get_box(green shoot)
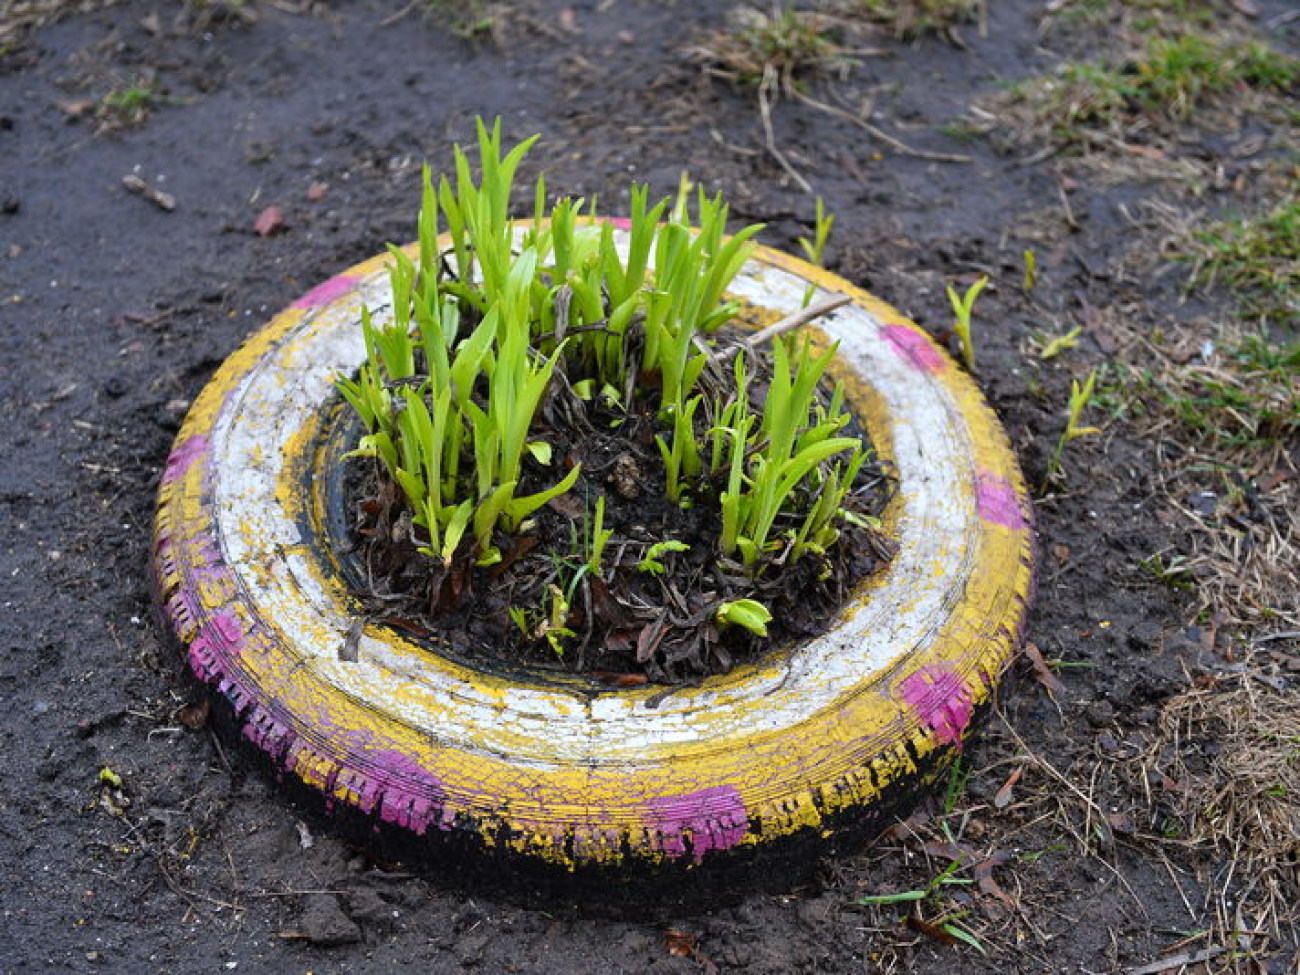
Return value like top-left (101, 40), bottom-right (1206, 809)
top-left (638, 540), bottom-right (690, 577)
top-left (1045, 368), bottom-right (1102, 484)
top-left (717, 335), bottom-right (864, 571)
top-left (1022, 248), bottom-right (1038, 294)
top-left (946, 276), bottom-right (988, 374)
top-left (715, 598), bottom-right (773, 637)
top-left (1139, 552), bottom-right (1194, 591)
top-left (943, 756), bottom-right (968, 815)
top-left (855, 890), bottom-right (927, 906)
top-left (1038, 325), bottom-right (1081, 360)
top-left (584, 496), bottom-right (614, 579)
top-left (797, 197), bottom-right (835, 307)
top-left (940, 918), bottom-right (988, 955)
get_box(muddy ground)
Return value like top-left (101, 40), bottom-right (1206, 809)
top-left (1, 1), bottom-right (1297, 972)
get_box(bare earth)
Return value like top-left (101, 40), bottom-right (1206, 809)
top-left (1, 1), bottom-right (1296, 972)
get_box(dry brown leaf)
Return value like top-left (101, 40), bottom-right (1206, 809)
top-left (993, 766), bottom-right (1023, 809)
top-left (664, 929), bottom-right (697, 956)
top-left (1022, 641), bottom-right (1067, 698)
top-left (175, 700), bottom-right (210, 730)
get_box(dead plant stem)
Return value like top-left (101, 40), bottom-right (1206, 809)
top-left (794, 88), bottom-right (973, 164)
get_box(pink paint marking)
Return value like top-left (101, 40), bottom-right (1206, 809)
top-left (372, 750), bottom-right (446, 834)
top-left (243, 706), bottom-right (293, 757)
top-left (899, 667), bottom-right (974, 750)
top-left (165, 587), bottom-right (204, 640)
top-left (187, 607), bottom-right (247, 678)
top-left (607, 217), bottom-right (633, 231)
top-left (291, 274), bottom-right (360, 309)
top-left (881, 323), bottom-right (946, 374)
top-left (647, 785), bottom-right (748, 862)
top-left (162, 434), bottom-right (209, 485)
top-left (975, 471), bottom-right (1026, 530)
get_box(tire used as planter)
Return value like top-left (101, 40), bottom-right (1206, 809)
top-left (153, 228), bottom-right (1033, 884)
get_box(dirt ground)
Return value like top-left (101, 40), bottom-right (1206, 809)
top-left (2, 1), bottom-right (1297, 972)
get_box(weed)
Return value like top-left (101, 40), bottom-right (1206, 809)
top-left (1044, 368), bottom-right (1102, 485)
top-left (1021, 248), bottom-right (1038, 294)
top-left (937, 119), bottom-right (985, 142)
top-left (426, 0), bottom-right (497, 41)
top-left (97, 79), bottom-right (160, 128)
top-left (855, 859), bottom-right (988, 954)
top-left (1188, 196), bottom-right (1298, 326)
top-left (1010, 34), bottom-right (1299, 144)
top-left (1124, 332), bottom-right (1299, 454)
top-left (946, 275), bottom-right (988, 374)
top-left (854, 0), bottom-right (980, 40)
top-left (797, 197), bottom-right (835, 307)
top-left (1046, 0), bottom-right (1220, 34)
top-left (1139, 551), bottom-right (1195, 590)
top-left (1036, 325), bottom-right (1082, 360)
top-left (710, 6), bottom-right (853, 91)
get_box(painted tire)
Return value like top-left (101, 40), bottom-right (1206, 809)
top-left (153, 231), bottom-right (1033, 876)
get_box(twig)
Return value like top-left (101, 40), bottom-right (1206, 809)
top-left (208, 728), bottom-right (233, 776)
top-left (792, 89), bottom-right (973, 164)
top-left (718, 293), bottom-right (853, 364)
top-left (1058, 179), bottom-right (1079, 230)
top-left (758, 66), bottom-right (813, 194)
top-left (1253, 629), bottom-right (1300, 644)
top-left (157, 858), bottom-right (243, 912)
top-left (379, 0), bottom-right (418, 26)
top-left (1126, 946), bottom-right (1227, 975)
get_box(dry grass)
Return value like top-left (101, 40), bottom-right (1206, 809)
top-left (0, 0), bottom-right (117, 49)
top-left (981, 31), bottom-right (1298, 168)
top-left (1090, 184), bottom-right (1300, 628)
top-left (690, 5), bottom-right (859, 92)
top-left (1150, 667), bottom-right (1300, 950)
top-left (850, 0), bottom-right (983, 41)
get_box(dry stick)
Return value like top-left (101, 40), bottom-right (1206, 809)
top-left (758, 66), bottom-right (814, 195)
top-left (791, 88), bottom-right (973, 165)
top-left (717, 293), bottom-right (853, 366)
top-left (1126, 947), bottom-right (1227, 975)
top-left (379, 0), bottom-right (419, 25)
top-left (1253, 629), bottom-right (1300, 644)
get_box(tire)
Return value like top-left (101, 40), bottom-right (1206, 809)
top-left (153, 233), bottom-right (1033, 883)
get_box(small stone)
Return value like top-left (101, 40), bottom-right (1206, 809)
top-left (608, 452), bottom-right (641, 499)
top-left (295, 894), bottom-right (361, 946)
top-left (346, 887), bottom-right (396, 927)
top-left (1085, 699), bottom-right (1114, 728)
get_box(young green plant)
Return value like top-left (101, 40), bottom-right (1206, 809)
top-left (338, 118), bottom-right (879, 648)
top-left (1045, 368), bottom-right (1102, 485)
top-left (947, 275), bottom-right (988, 374)
top-left (797, 197), bottom-right (835, 307)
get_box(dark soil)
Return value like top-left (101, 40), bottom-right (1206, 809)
top-left (2, 1), bottom-right (1297, 973)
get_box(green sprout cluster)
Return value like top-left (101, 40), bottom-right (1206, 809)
top-left (337, 119), bottom-right (867, 616)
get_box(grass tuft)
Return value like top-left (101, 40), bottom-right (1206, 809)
top-left (853, 0), bottom-right (980, 40)
top-left (691, 5), bottom-right (855, 91)
top-left (1006, 34), bottom-right (1298, 145)
top-left (1188, 196), bottom-right (1299, 326)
